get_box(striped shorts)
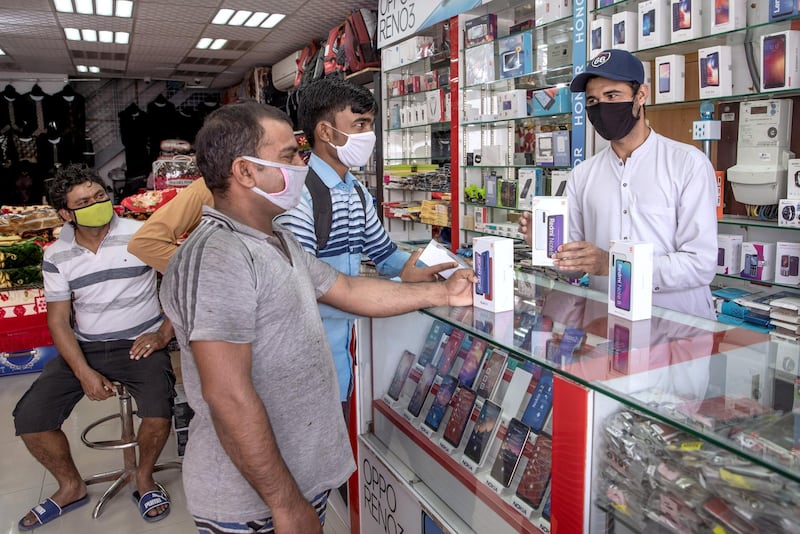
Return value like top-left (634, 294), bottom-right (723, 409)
top-left (194, 491), bottom-right (330, 534)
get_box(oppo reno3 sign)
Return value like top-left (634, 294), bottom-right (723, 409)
top-left (378, 0), bottom-right (484, 48)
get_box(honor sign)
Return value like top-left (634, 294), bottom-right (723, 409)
top-left (377, 0), bottom-right (486, 48)
top-left (360, 446), bottom-right (422, 534)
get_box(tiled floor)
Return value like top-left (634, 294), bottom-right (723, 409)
top-left (0, 372), bottom-right (350, 534)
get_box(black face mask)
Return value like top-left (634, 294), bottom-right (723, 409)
top-left (586, 101), bottom-right (641, 141)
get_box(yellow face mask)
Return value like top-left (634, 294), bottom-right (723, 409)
top-left (72, 199), bottom-right (113, 227)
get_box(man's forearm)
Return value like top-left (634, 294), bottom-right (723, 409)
top-left (321, 275), bottom-right (449, 317)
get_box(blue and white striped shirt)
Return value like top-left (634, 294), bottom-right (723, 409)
top-left (42, 215), bottom-right (163, 341)
top-left (275, 154), bottom-right (410, 399)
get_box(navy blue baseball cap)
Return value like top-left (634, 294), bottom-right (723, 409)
top-left (570, 49), bottom-right (644, 92)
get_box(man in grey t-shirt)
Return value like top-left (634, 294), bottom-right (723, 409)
top-left (159, 101), bottom-right (475, 533)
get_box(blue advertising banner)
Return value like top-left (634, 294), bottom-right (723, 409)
top-left (571, 0), bottom-right (587, 167)
top-left (378, 0), bottom-right (486, 48)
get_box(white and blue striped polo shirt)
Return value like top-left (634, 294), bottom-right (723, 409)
top-left (42, 215), bottom-right (163, 341)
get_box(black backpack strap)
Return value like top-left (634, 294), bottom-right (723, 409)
top-left (306, 166), bottom-right (368, 255)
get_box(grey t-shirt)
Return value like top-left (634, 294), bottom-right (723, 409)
top-left (160, 207), bottom-right (354, 522)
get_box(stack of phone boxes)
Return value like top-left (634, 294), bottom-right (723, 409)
top-left (473, 236), bottom-right (515, 312)
top-left (608, 241), bottom-right (653, 321)
top-left (531, 196), bottom-right (569, 267)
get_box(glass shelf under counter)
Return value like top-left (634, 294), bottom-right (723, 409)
top-left (718, 215), bottom-right (800, 232)
top-left (462, 227), bottom-right (525, 240)
top-left (715, 273), bottom-right (800, 293)
top-left (418, 271), bottom-right (800, 485)
top-left (464, 201), bottom-right (525, 211)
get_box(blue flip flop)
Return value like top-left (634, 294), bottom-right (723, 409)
top-left (132, 483), bottom-right (170, 523)
top-left (18, 494), bottom-right (89, 531)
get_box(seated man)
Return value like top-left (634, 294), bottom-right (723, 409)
top-left (14, 164), bottom-right (176, 530)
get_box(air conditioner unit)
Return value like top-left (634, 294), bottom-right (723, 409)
top-left (272, 50), bottom-right (302, 92)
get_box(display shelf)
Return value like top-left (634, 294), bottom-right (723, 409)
top-left (462, 164), bottom-right (572, 170)
top-left (387, 121), bottom-right (450, 132)
top-left (408, 272), bottom-right (800, 486)
top-left (464, 201), bottom-right (524, 212)
top-left (719, 215), bottom-right (800, 232)
top-left (463, 227), bottom-right (524, 240)
top-left (462, 65), bottom-right (573, 91)
top-left (628, 18), bottom-right (800, 62)
top-left (387, 87), bottom-right (450, 103)
top-left (382, 51), bottom-right (450, 75)
top-left (462, 111), bottom-right (571, 127)
top-left (715, 273), bottom-right (800, 292)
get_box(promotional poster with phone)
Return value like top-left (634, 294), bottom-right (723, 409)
top-left (490, 418), bottom-right (531, 488)
top-left (608, 241), bottom-right (653, 320)
top-left (463, 399), bottom-right (502, 466)
top-left (442, 387), bottom-right (478, 448)
top-left (473, 236), bottom-right (514, 312)
top-left (386, 350), bottom-right (417, 402)
top-left (423, 374), bottom-right (459, 432)
top-left (531, 196), bottom-right (569, 267)
top-left (406, 364), bottom-right (438, 418)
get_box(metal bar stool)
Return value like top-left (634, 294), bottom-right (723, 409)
top-left (80, 382), bottom-right (182, 519)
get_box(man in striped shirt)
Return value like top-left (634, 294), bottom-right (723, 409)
top-left (275, 78), bottom-right (454, 410)
top-left (14, 164), bottom-right (176, 529)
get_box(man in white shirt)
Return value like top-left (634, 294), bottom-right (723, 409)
top-left (520, 49), bottom-right (718, 319)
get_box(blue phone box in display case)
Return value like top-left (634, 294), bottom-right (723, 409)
top-left (497, 31), bottom-right (533, 79)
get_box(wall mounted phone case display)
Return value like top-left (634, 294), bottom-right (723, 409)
top-left (364, 270), bottom-right (800, 533)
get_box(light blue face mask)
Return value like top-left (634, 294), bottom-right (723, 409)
top-left (240, 155), bottom-right (309, 210)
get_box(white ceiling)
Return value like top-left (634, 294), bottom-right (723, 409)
top-left (0, 0), bottom-right (376, 89)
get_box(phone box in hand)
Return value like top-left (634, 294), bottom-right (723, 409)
top-left (473, 236), bottom-right (515, 312)
top-left (698, 46), bottom-right (732, 98)
top-left (670, 0), bottom-right (702, 43)
top-left (716, 234), bottom-right (743, 275)
top-left (761, 31), bottom-right (800, 92)
top-left (611, 11), bottom-right (638, 53)
top-left (418, 239), bottom-right (471, 279)
top-left (638, 0), bottom-right (670, 49)
top-left (608, 241), bottom-right (653, 321)
top-left (775, 241), bottom-right (800, 285)
top-left (739, 241), bottom-right (775, 281)
top-left (590, 16), bottom-right (612, 58)
top-left (710, 0), bottom-right (746, 33)
top-left (531, 196), bottom-right (569, 267)
top-left (498, 31), bottom-right (533, 79)
top-left (465, 13), bottom-right (498, 47)
top-left (654, 54), bottom-right (685, 104)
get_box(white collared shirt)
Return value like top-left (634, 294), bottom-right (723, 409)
top-left (567, 130), bottom-right (718, 319)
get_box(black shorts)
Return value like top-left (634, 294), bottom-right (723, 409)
top-left (13, 340), bottom-right (176, 435)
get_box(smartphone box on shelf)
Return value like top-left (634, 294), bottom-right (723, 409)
top-left (642, 60), bottom-right (652, 105)
top-left (717, 234), bottom-right (743, 275)
top-left (486, 173), bottom-right (499, 207)
top-left (590, 16), bottom-right (613, 58)
top-left (611, 11), bottom-right (638, 53)
top-left (739, 241), bottom-right (776, 281)
top-left (465, 13), bottom-right (497, 47)
top-left (670, 0), bottom-right (703, 43)
top-left (518, 168), bottom-right (543, 208)
top-left (769, 0), bottom-right (800, 21)
top-left (638, 0), bottom-right (670, 49)
top-left (608, 241), bottom-right (654, 321)
top-left (779, 199), bottom-right (800, 227)
top-left (465, 42), bottom-right (496, 86)
top-left (498, 178), bottom-right (518, 208)
top-left (547, 40), bottom-right (572, 69)
top-left (710, 0), bottom-right (746, 33)
top-left (531, 196), bottom-right (569, 267)
top-left (761, 31), bottom-right (800, 92)
top-left (775, 242), bottom-right (800, 285)
top-left (426, 89), bottom-right (446, 123)
top-left (472, 236), bottom-right (515, 312)
top-left (537, 0), bottom-right (572, 25)
top-left (497, 89), bottom-right (530, 119)
top-left (535, 132), bottom-right (554, 166)
top-left (552, 130), bottom-right (571, 167)
top-left (498, 31), bottom-right (533, 79)
top-left (788, 159), bottom-right (800, 199)
top-left (532, 86), bottom-right (571, 116)
top-left (551, 169), bottom-right (570, 195)
top-left (654, 54), bottom-right (685, 104)
top-left (698, 46), bottom-right (733, 98)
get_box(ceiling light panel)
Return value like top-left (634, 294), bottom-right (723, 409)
top-left (54, 0), bottom-right (73, 13)
top-left (228, 10), bottom-right (252, 26)
top-left (261, 14), bottom-right (285, 28)
top-left (211, 8), bottom-right (234, 25)
top-left (244, 12), bottom-right (269, 27)
top-left (210, 8), bottom-right (286, 29)
top-left (75, 0), bottom-right (93, 14)
top-left (96, 0), bottom-right (114, 16)
top-left (53, 0), bottom-right (133, 18)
